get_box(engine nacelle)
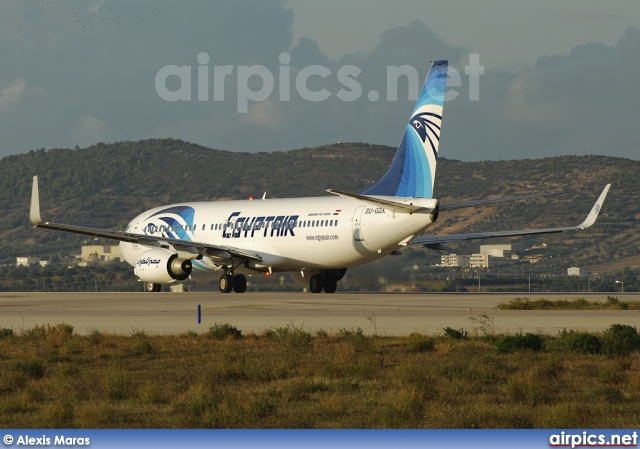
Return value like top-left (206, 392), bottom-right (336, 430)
top-left (134, 248), bottom-right (193, 283)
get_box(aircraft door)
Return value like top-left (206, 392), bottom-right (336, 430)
top-left (352, 206), bottom-right (365, 242)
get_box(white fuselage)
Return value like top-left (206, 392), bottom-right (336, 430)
top-left (119, 195), bottom-right (438, 275)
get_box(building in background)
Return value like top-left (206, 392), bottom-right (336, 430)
top-left (16, 256), bottom-right (47, 267)
top-left (568, 267), bottom-right (588, 277)
top-left (78, 245), bottom-right (123, 263)
top-left (480, 244), bottom-right (524, 258)
top-left (470, 254), bottom-right (489, 269)
top-left (440, 254), bottom-right (471, 267)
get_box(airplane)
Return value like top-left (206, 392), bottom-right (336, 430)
top-left (29, 60), bottom-right (611, 294)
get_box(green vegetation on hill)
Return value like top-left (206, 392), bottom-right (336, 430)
top-left (0, 139), bottom-right (638, 279)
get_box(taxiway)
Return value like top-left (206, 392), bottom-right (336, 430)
top-left (1, 291), bottom-right (638, 336)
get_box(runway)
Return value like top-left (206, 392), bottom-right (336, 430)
top-left (1, 291), bottom-right (639, 336)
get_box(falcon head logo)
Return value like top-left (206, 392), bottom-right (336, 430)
top-left (409, 112), bottom-right (442, 146)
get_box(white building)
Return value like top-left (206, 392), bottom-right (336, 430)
top-left (480, 244), bottom-right (525, 258)
top-left (79, 245), bottom-right (123, 262)
top-left (440, 254), bottom-right (471, 267)
top-left (16, 256), bottom-right (41, 267)
top-left (567, 267), bottom-right (587, 277)
top-left (470, 254), bottom-right (489, 269)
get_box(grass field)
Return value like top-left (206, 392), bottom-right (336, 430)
top-left (2, 322), bottom-right (640, 428)
top-left (496, 296), bottom-right (640, 310)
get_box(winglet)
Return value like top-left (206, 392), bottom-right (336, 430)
top-left (577, 183), bottom-right (610, 229)
top-left (30, 176), bottom-right (44, 225)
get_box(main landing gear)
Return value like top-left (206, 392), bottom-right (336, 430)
top-left (218, 273), bottom-right (247, 293)
top-left (309, 273), bottom-right (338, 294)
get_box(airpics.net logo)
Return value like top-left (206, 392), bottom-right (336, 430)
top-left (155, 53), bottom-right (484, 113)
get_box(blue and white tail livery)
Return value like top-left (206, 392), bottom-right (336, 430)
top-left (29, 58), bottom-right (610, 294)
top-left (361, 60), bottom-right (448, 198)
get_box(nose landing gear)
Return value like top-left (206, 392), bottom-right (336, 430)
top-left (144, 282), bottom-right (162, 292)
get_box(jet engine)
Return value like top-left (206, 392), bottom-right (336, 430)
top-left (134, 248), bottom-right (193, 283)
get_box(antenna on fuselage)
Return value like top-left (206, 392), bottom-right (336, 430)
top-left (262, 192), bottom-right (267, 200)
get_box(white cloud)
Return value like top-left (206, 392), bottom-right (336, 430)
top-left (242, 99), bottom-right (284, 128)
top-left (88, 0), bottom-right (107, 15)
top-left (0, 77), bottom-right (26, 112)
top-left (505, 70), bottom-right (569, 127)
top-left (0, 77), bottom-right (42, 113)
top-left (72, 115), bottom-right (113, 148)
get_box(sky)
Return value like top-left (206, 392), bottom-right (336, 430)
top-left (0, 0), bottom-right (639, 161)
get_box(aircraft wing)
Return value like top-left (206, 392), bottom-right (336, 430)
top-left (411, 184), bottom-right (610, 249)
top-left (29, 176), bottom-right (262, 262)
top-left (439, 192), bottom-right (562, 211)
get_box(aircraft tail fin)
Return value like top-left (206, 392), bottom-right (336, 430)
top-left (360, 60), bottom-right (448, 198)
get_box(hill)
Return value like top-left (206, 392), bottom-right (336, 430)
top-left (0, 139), bottom-right (638, 276)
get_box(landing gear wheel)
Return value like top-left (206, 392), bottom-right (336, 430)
top-left (219, 274), bottom-right (233, 293)
top-left (323, 277), bottom-right (337, 293)
top-left (309, 274), bottom-right (324, 293)
top-left (233, 274), bottom-right (247, 293)
top-left (145, 282), bottom-right (161, 293)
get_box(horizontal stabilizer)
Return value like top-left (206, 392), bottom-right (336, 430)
top-left (326, 189), bottom-right (427, 213)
